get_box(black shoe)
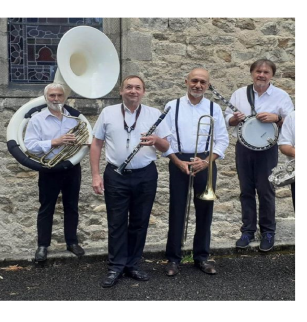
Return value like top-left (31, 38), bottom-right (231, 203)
top-left (67, 244), bottom-right (85, 257)
top-left (125, 269), bottom-right (149, 281)
top-left (236, 234), bottom-right (254, 248)
top-left (194, 261), bottom-right (217, 275)
top-left (259, 233), bottom-right (275, 252)
top-left (165, 261), bottom-right (179, 277)
top-left (100, 271), bottom-right (122, 288)
top-left (35, 246), bottom-right (47, 262)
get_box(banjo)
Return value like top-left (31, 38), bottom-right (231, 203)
top-left (209, 84), bottom-right (279, 151)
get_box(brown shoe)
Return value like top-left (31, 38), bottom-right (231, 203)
top-left (194, 261), bottom-right (217, 275)
top-left (165, 261), bottom-right (179, 276)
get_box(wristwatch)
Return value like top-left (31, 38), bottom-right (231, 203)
top-left (276, 115), bottom-right (282, 123)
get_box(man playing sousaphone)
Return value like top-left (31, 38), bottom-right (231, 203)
top-left (225, 59), bottom-right (294, 252)
top-left (24, 83), bottom-right (85, 262)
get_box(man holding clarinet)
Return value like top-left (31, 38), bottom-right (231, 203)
top-left (90, 75), bottom-right (170, 288)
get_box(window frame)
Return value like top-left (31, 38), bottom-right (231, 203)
top-left (0, 18), bottom-right (121, 100)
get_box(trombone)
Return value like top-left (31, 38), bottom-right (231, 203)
top-left (181, 115), bottom-right (217, 246)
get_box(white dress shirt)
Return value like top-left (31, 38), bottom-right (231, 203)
top-left (93, 103), bottom-right (171, 169)
top-left (278, 110), bottom-right (295, 160)
top-left (225, 83), bottom-right (294, 138)
top-left (162, 95), bottom-right (229, 159)
top-left (24, 107), bottom-right (78, 159)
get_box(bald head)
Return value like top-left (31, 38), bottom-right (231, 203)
top-left (185, 68), bottom-right (210, 102)
top-left (187, 68), bottom-right (210, 82)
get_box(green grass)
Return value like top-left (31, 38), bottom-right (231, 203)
top-left (182, 252), bottom-right (194, 263)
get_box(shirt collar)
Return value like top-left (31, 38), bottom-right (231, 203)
top-left (123, 103), bottom-right (141, 114)
top-left (185, 93), bottom-right (205, 106)
top-left (44, 106), bottom-right (69, 120)
top-left (253, 83), bottom-right (274, 96)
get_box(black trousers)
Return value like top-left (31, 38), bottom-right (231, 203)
top-left (166, 153), bottom-right (217, 263)
top-left (103, 162), bottom-right (158, 273)
top-left (37, 164), bottom-right (81, 247)
top-left (236, 142), bottom-right (278, 236)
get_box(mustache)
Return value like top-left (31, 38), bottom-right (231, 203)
top-left (47, 102), bottom-right (63, 111)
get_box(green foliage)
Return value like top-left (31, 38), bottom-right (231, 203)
top-left (182, 252), bottom-right (193, 263)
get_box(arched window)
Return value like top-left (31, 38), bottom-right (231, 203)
top-left (8, 18), bottom-right (103, 84)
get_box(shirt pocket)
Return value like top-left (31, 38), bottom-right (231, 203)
top-left (138, 121), bottom-right (156, 136)
top-left (63, 119), bottom-right (79, 134)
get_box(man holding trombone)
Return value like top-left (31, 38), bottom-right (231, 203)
top-left (163, 68), bottom-right (229, 276)
top-left (90, 75), bottom-right (170, 288)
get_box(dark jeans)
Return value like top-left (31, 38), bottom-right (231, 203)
top-left (37, 164), bottom-right (81, 247)
top-left (166, 153), bottom-right (217, 263)
top-left (103, 162), bottom-right (158, 273)
top-left (236, 142), bottom-right (278, 236)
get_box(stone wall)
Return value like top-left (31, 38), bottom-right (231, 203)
top-left (0, 18), bottom-right (295, 260)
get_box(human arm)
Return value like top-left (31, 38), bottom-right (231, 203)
top-left (190, 153), bottom-right (219, 175)
top-left (90, 137), bottom-right (105, 195)
top-left (256, 112), bottom-right (283, 126)
top-left (224, 90), bottom-right (246, 127)
top-left (168, 153), bottom-right (191, 175)
top-left (228, 112), bottom-right (246, 126)
top-left (51, 133), bottom-right (76, 147)
top-left (258, 91), bottom-right (295, 127)
top-left (193, 105), bottom-right (228, 174)
top-left (25, 114), bottom-right (77, 154)
top-left (24, 118), bottom-right (52, 154)
top-left (279, 145), bottom-right (295, 158)
top-left (278, 111), bottom-right (295, 158)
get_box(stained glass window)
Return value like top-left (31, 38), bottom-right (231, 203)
top-left (8, 18), bottom-right (103, 84)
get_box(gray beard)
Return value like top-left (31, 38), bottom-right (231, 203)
top-left (47, 102), bottom-right (63, 112)
top-left (190, 92), bottom-right (204, 98)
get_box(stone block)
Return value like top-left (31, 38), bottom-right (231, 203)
top-left (123, 32), bottom-right (152, 61)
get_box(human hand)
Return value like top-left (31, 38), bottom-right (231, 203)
top-left (233, 111), bottom-right (245, 122)
top-left (229, 112), bottom-right (246, 126)
top-left (92, 175), bottom-right (104, 195)
top-left (52, 133), bottom-right (76, 147)
top-left (256, 112), bottom-right (278, 123)
top-left (175, 159), bottom-right (192, 175)
top-left (139, 134), bottom-right (158, 146)
top-left (190, 157), bottom-right (209, 175)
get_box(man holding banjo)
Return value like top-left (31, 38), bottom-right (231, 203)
top-left (90, 75), bottom-right (170, 288)
top-left (224, 59), bottom-right (294, 252)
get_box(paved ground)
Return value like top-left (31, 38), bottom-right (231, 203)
top-left (0, 249), bottom-right (295, 301)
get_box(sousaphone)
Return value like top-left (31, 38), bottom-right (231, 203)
top-left (7, 26), bottom-right (120, 172)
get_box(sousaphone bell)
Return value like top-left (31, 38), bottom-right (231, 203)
top-left (7, 26), bottom-right (120, 172)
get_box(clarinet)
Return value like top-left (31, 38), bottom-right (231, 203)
top-left (115, 106), bottom-right (171, 175)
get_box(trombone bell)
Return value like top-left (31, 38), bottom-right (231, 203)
top-left (197, 187), bottom-right (217, 201)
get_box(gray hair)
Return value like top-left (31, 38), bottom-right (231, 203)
top-left (44, 83), bottom-right (65, 98)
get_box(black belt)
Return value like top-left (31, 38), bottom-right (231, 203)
top-left (175, 152), bottom-right (208, 156)
top-left (107, 162), bottom-right (152, 174)
top-left (175, 152), bottom-right (209, 162)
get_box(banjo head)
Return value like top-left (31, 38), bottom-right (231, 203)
top-left (238, 116), bottom-right (279, 151)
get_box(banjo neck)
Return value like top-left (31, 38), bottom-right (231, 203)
top-left (209, 84), bottom-right (241, 114)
